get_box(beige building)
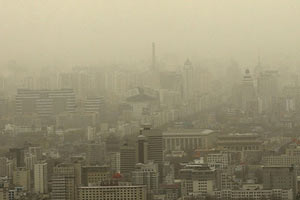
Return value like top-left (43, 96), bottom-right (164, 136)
top-left (51, 163), bottom-right (79, 200)
top-left (78, 185), bottom-right (147, 200)
top-left (13, 168), bottom-right (31, 191)
top-left (34, 162), bottom-right (48, 194)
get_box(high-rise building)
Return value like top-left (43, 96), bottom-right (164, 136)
top-left (143, 128), bottom-right (163, 182)
top-left (51, 164), bottom-right (77, 200)
top-left (81, 166), bottom-right (110, 186)
top-left (87, 143), bottom-right (105, 165)
top-left (182, 59), bottom-right (194, 101)
top-left (109, 152), bottom-right (120, 173)
top-left (28, 146), bottom-right (43, 161)
top-left (24, 153), bottom-right (37, 170)
top-left (0, 157), bottom-right (8, 177)
top-left (132, 162), bottom-right (159, 195)
top-left (257, 70), bottom-right (279, 113)
top-left (9, 148), bottom-right (25, 168)
top-left (87, 126), bottom-right (96, 141)
top-left (179, 162), bottom-right (216, 197)
top-left (263, 166), bottom-right (298, 197)
top-left (0, 182), bottom-right (9, 200)
top-left (120, 143), bottom-right (136, 176)
top-left (240, 69), bottom-right (257, 112)
top-left (13, 168), bottom-right (31, 191)
top-left (78, 185), bottom-right (147, 200)
top-left (136, 133), bottom-right (148, 164)
top-left (15, 89), bottom-right (76, 117)
top-left (84, 97), bottom-right (104, 114)
top-left (34, 162), bottom-right (48, 194)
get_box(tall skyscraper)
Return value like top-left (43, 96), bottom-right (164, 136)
top-left (142, 127), bottom-right (164, 183)
top-left (108, 152), bottom-right (120, 173)
top-left (51, 164), bottom-right (77, 200)
top-left (136, 132), bottom-right (148, 164)
top-left (29, 146), bottom-right (43, 161)
top-left (240, 69), bottom-right (256, 112)
top-left (0, 157), bottom-right (8, 177)
top-left (9, 148), bottom-right (25, 168)
top-left (182, 59), bottom-right (194, 101)
top-left (34, 162), bottom-right (48, 194)
top-left (120, 143), bottom-right (136, 176)
top-left (87, 143), bottom-right (105, 165)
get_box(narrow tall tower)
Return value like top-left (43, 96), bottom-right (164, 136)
top-left (152, 42), bottom-right (156, 71)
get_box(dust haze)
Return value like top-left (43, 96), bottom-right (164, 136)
top-left (1, 0), bottom-right (300, 68)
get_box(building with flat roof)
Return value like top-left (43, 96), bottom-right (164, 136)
top-left (78, 185), bottom-right (147, 200)
top-left (15, 89), bottom-right (75, 117)
top-left (214, 189), bottom-right (292, 200)
top-left (263, 166), bottom-right (298, 197)
top-left (163, 129), bottom-right (217, 151)
top-left (217, 133), bottom-right (262, 151)
top-left (81, 166), bottom-right (110, 186)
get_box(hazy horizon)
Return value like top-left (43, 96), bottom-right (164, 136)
top-left (1, 0), bottom-right (300, 69)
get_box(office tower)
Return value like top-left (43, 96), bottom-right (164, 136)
top-left (0, 182), bottom-right (9, 200)
top-left (28, 146), bottom-right (43, 161)
top-left (120, 143), bottom-right (136, 176)
top-left (78, 185), bottom-right (147, 200)
top-left (136, 133), bottom-right (148, 164)
top-left (143, 128), bottom-right (163, 182)
top-left (257, 70), bottom-right (279, 113)
top-left (263, 166), bottom-right (298, 197)
top-left (9, 148), bottom-right (25, 168)
top-left (87, 126), bottom-right (96, 141)
top-left (13, 168), bottom-right (31, 191)
top-left (87, 143), bottom-right (105, 165)
top-left (15, 89), bottom-right (76, 117)
top-left (24, 153), bottom-right (37, 170)
top-left (132, 162), bottom-right (159, 196)
top-left (34, 163), bottom-right (48, 194)
top-left (81, 166), bottom-right (110, 186)
top-left (105, 134), bottom-right (120, 153)
top-left (240, 69), bottom-right (256, 112)
top-left (182, 59), bottom-right (194, 101)
top-left (0, 157), bottom-right (8, 177)
top-left (51, 164), bottom-right (77, 200)
top-left (84, 97), bottom-right (104, 113)
top-left (179, 162), bottom-right (216, 197)
top-left (108, 152), bottom-right (120, 173)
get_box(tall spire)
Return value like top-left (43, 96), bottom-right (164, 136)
top-left (152, 42), bottom-right (156, 71)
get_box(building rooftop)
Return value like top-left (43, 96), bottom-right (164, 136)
top-left (163, 129), bottom-right (215, 136)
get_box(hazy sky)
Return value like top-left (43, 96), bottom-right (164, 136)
top-left (1, 0), bottom-right (300, 68)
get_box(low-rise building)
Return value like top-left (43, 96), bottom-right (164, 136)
top-left (78, 185), bottom-right (147, 200)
